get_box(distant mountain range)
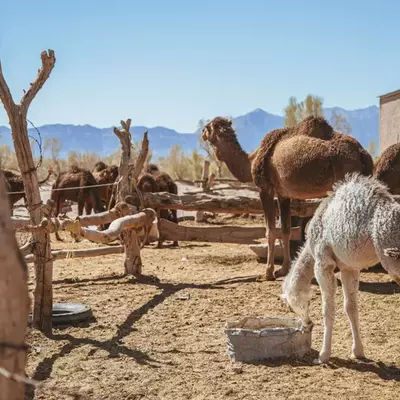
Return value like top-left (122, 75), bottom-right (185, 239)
top-left (0, 105), bottom-right (379, 158)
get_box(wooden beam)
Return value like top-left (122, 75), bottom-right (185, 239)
top-left (143, 192), bottom-right (322, 217)
top-left (25, 245), bottom-right (124, 263)
top-left (158, 219), bottom-right (301, 244)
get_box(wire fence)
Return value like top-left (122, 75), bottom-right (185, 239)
top-left (6, 181), bottom-right (119, 196)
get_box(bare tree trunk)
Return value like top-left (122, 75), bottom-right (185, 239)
top-left (0, 171), bottom-right (30, 400)
top-left (114, 121), bottom-right (150, 276)
top-left (0, 50), bottom-right (55, 334)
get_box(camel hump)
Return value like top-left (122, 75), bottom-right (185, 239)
top-left (375, 142), bottom-right (400, 178)
top-left (296, 116), bottom-right (334, 139)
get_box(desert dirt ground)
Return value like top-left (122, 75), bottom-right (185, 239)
top-left (20, 223), bottom-right (400, 400)
top-left (18, 183), bottom-right (400, 399)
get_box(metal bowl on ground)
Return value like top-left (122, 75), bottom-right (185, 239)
top-left (225, 316), bottom-right (311, 363)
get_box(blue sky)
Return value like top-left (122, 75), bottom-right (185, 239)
top-left (0, 0), bottom-right (399, 132)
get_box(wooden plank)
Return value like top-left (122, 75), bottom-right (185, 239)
top-left (143, 191), bottom-right (321, 217)
top-left (24, 245), bottom-right (124, 264)
top-left (158, 219), bottom-right (301, 244)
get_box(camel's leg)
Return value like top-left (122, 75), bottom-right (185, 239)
top-left (54, 196), bottom-right (63, 242)
top-left (314, 257), bottom-right (337, 364)
top-left (340, 268), bottom-right (365, 360)
top-left (257, 190), bottom-right (276, 281)
top-left (157, 210), bottom-right (166, 248)
top-left (171, 209), bottom-right (179, 247)
top-left (275, 196), bottom-right (291, 279)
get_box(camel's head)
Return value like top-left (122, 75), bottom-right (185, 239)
top-left (202, 117), bottom-right (234, 145)
top-left (202, 117), bottom-right (236, 161)
top-left (93, 161), bottom-right (108, 172)
top-left (382, 248), bottom-right (400, 286)
top-left (145, 164), bottom-right (160, 175)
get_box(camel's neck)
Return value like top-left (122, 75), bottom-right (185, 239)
top-left (217, 141), bottom-right (254, 183)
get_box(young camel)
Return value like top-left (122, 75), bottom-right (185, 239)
top-left (374, 142), bottom-right (400, 194)
top-left (202, 116), bottom-right (373, 281)
top-left (282, 173), bottom-right (400, 364)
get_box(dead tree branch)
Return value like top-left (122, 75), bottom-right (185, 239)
top-left (0, 50), bottom-right (56, 334)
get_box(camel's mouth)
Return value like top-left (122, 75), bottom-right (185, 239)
top-left (201, 126), bottom-right (211, 142)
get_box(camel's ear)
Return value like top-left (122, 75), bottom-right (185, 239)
top-left (383, 248), bottom-right (400, 259)
top-left (228, 119), bottom-right (232, 126)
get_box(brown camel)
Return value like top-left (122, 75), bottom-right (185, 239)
top-left (51, 164), bottom-right (105, 217)
top-left (4, 168), bottom-right (54, 211)
top-left (374, 142), bottom-right (400, 194)
top-left (92, 162), bottom-right (119, 208)
top-left (146, 164), bottom-right (179, 247)
top-left (202, 116), bottom-right (373, 280)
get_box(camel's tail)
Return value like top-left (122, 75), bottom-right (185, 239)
top-left (281, 244), bottom-right (315, 328)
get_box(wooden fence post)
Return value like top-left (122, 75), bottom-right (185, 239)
top-left (114, 120), bottom-right (149, 276)
top-left (196, 160), bottom-right (210, 222)
top-left (0, 50), bottom-right (55, 334)
top-left (0, 171), bottom-right (30, 400)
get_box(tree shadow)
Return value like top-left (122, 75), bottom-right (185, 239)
top-left (27, 273), bottom-right (253, 398)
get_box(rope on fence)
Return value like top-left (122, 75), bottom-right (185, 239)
top-left (6, 181), bottom-right (119, 196)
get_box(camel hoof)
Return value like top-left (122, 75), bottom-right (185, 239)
top-left (313, 358), bottom-right (328, 366)
top-left (274, 268), bottom-right (289, 279)
top-left (350, 353), bottom-right (366, 361)
top-left (256, 274), bottom-right (275, 282)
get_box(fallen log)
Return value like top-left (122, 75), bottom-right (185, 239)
top-left (24, 245), bottom-right (124, 263)
top-left (11, 202), bottom-right (137, 232)
top-left (65, 209), bottom-right (156, 245)
top-left (158, 219), bottom-right (301, 244)
top-left (184, 184), bottom-right (260, 195)
top-left (143, 192), bottom-right (322, 217)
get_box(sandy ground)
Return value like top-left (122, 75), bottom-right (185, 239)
top-left (22, 228), bottom-right (400, 400)
top-left (14, 183), bottom-right (400, 399)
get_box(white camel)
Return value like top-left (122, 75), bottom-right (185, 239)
top-left (282, 173), bottom-right (400, 364)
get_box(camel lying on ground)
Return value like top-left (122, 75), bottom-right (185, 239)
top-left (202, 116), bottom-right (373, 281)
top-left (4, 168), bottom-right (54, 211)
top-left (282, 173), bottom-right (400, 364)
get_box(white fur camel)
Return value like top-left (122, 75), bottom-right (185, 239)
top-left (282, 173), bottom-right (400, 364)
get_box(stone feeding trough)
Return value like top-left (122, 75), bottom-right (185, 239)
top-left (225, 316), bottom-right (312, 363)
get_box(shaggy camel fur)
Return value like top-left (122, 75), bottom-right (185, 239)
top-left (51, 165), bottom-right (105, 217)
top-left (4, 168), bottom-right (54, 210)
top-left (374, 142), bottom-right (400, 194)
top-left (202, 116), bottom-right (373, 281)
top-left (282, 174), bottom-right (400, 364)
top-left (146, 164), bottom-right (179, 247)
top-left (92, 162), bottom-right (119, 208)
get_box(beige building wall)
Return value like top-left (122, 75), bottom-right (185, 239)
top-left (380, 90), bottom-right (400, 152)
